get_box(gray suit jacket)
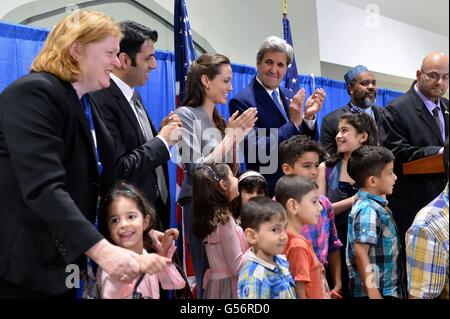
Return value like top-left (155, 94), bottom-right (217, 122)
top-left (175, 106), bottom-right (221, 205)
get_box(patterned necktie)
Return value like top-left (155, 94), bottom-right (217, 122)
top-left (132, 91), bottom-right (168, 204)
top-left (271, 90), bottom-right (289, 122)
top-left (432, 106), bottom-right (443, 136)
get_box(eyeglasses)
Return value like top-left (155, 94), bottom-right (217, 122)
top-left (422, 71), bottom-right (449, 82)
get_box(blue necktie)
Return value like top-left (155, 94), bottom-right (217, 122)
top-left (81, 95), bottom-right (102, 176)
top-left (271, 90), bottom-right (289, 122)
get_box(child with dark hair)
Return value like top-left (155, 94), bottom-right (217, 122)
top-left (275, 175), bottom-right (331, 299)
top-left (231, 171), bottom-right (268, 220)
top-left (192, 163), bottom-right (248, 299)
top-left (238, 197), bottom-right (296, 299)
top-left (317, 112), bottom-right (379, 298)
top-left (346, 145), bottom-right (405, 299)
top-left (279, 135), bottom-right (343, 298)
top-left (97, 182), bottom-right (185, 299)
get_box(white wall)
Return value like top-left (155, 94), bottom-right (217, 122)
top-left (1, 0), bottom-right (448, 91)
top-left (317, 0), bottom-right (449, 79)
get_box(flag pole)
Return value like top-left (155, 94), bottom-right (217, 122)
top-left (282, 0), bottom-right (288, 18)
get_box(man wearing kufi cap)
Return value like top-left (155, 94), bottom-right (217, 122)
top-left (319, 65), bottom-right (386, 155)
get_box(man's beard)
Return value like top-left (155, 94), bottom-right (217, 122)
top-left (362, 96), bottom-right (376, 108)
top-left (355, 94), bottom-right (376, 108)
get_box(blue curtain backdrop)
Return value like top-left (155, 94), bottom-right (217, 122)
top-left (0, 21), bottom-right (402, 222)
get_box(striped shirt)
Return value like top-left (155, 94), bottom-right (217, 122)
top-left (301, 195), bottom-right (342, 266)
top-left (406, 184), bottom-right (449, 299)
top-left (346, 191), bottom-right (405, 298)
top-left (238, 250), bottom-right (296, 299)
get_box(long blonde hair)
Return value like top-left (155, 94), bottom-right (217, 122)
top-left (31, 10), bottom-right (121, 82)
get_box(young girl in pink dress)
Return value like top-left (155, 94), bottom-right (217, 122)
top-left (97, 182), bottom-right (185, 299)
top-left (192, 164), bottom-right (249, 299)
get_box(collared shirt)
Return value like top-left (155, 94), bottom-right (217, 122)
top-left (349, 102), bottom-right (375, 120)
top-left (238, 250), bottom-right (296, 299)
top-left (347, 190), bottom-right (405, 298)
top-left (109, 73), bottom-right (169, 152)
top-left (301, 195), bottom-right (342, 266)
top-left (406, 184), bottom-right (449, 299)
top-left (414, 84), bottom-right (445, 142)
top-left (255, 77), bottom-right (316, 130)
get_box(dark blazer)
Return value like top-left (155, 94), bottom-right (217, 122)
top-left (90, 79), bottom-right (171, 228)
top-left (0, 72), bottom-right (115, 296)
top-left (229, 77), bottom-right (317, 195)
top-left (319, 103), bottom-right (387, 155)
top-left (382, 82), bottom-right (449, 243)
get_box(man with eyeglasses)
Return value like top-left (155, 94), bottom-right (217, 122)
top-left (383, 52), bottom-right (449, 265)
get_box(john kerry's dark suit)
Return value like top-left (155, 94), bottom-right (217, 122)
top-left (229, 77), bottom-right (317, 195)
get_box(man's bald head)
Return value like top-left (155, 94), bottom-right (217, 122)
top-left (416, 52), bottom-right (449, 101)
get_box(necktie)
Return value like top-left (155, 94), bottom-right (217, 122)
top-left (271, 90), bottom-right (289, 122)
top-left (432, 106), bottom-right (443, 137)
top-left (132, 91), bottom-right (168, 204)
top-left (81, 95), bottom-right (102, 175)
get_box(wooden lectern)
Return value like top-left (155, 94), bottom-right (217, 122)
top-left (403, 154), bottom-right (445, 175)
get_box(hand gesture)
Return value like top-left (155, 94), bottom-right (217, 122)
top-left (304, 88), bottom-right (325, 120)
top-left (289, 88), bottom-right (306, 127)
top-left (86, 239), bottom-right (140, 283)
top-left (160, 112), bottom-right (180, 129)
top-left (133, 253), bottom-right (172, 275)
top-left (149, 228), bottom-right (179, 258)
top-left (159, 113), bottom-right (182, 146)
top-left (226, 108), bottom-right (258, 142)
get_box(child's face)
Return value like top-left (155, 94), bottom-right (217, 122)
top-left (294, 189), bottom-right (322, 225)
top-left (336, 119), bottom-right (368, 154)
top-left (254, 213), bottom-right (288, 258)
top-left (283, 152), bottom-right (320, 182)
top-left (224, 166), bottom-right (239, 201)
top-left (240, 188), bottom-right (266, 206)
top-left (107, 196), bottom-right (150, 254)
top-left (372, 161), bottom-right (397, 196)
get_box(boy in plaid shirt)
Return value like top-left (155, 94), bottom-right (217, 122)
top-left (346, 145), bottom-right (405, 298)
top-left (406, 138), bottom-right (449, 299)
top-left (238, 197), bottom-right (296, 299)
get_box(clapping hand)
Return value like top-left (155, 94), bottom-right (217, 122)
top-left (304, 88), bottom-right (325, 120)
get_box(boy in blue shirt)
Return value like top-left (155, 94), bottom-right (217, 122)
top-left (346, 145), bottom-right (405, 299)
top-left (238, 197), bottom-right (296, 299)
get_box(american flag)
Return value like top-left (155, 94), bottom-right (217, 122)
top-left (282, 8), bottom-right (300, 93)
top-left (174, 0), bottom-right (197, 296)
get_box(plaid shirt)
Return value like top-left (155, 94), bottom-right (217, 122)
top-left (347, 191), bottom-right (405, 298)
top-left (301, 195), bottom-right (343, 266)
top-left (238, 250), bottom-right (296, 299)
top-left (406, 184), bottom-right (449, 299)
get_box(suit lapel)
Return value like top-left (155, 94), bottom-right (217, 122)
top-left (109, 80), bottom-right (147, 144)
top-left (64, 84), bottom-right (98, 173)
top-left (411, 87), bottom-right (443, 143)
top-left (252, 78), bottom-right (288, 123)
top-left (441, 99), bottom-right (449, 137)
top-left (134, 91), bottom-right (159, 136)
top-left (279, 89), bottom-right (292, 120)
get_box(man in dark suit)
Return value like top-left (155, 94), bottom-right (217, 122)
top-left (229, 36), bottom-right (325, 195)
top-left (91, 21), bottom-right (181, 230)
top-left (320, 65), bottom-right (386, 156)
top-left (383, 52), bottom-right (449, 250)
